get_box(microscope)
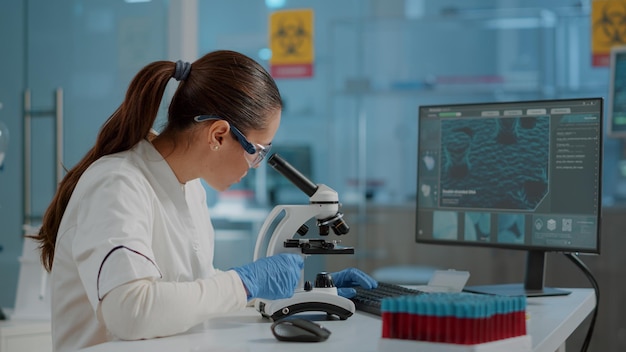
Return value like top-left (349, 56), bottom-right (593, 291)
top-left (253, 153), bottom-right (356, 321)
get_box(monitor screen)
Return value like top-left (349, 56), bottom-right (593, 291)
top-left (609, 45), bottom-right (626, 137)
top-left (416, 98), bottom-right (603, 296)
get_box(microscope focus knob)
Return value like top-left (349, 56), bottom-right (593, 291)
top-left (314, 272), bottom-right (335, 288)
top-left (304, 280), bottom-right (313, 291)
top-left (297, 224), bottom-right (309, 236)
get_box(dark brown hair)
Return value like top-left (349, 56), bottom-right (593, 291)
top-left (33, 50), bottom-right (282, 271)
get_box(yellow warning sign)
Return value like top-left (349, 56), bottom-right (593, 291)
top-left (591, 0), bottom-right (626, 66)
top-left (269, 9), bottom-right (314, 78)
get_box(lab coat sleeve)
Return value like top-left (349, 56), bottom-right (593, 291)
top-left (96, 246), bottom-right (162, 301)
top-left (99, 270), bottom-right (247, 340)
top-left (72, 166), bottom-right (161, 311)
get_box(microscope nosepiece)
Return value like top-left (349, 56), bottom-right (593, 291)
top-left (332, 218), bottom-right (350, 235)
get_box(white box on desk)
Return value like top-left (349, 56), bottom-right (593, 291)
top-left (378, 335), bottom-right (531, 352)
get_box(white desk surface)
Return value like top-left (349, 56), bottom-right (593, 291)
top-left (80, 288), bottom-right (595, 352)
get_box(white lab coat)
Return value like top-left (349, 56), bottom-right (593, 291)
top-left (50, 139), bottom-right (246, 351)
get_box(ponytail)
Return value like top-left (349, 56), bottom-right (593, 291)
top-left (33, 60), bottom-right (178, 271)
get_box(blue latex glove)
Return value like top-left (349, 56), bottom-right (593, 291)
top-left (331, 268), bottom-right (378, 298)
top-left (232, 253), bottom-right (304, 300)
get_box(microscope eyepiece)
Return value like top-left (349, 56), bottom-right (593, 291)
top-left (268, 153), bottom-right (317, 197)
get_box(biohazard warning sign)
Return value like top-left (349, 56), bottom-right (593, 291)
top-left (269, 9), bottom-right (314, 78)
top-left (591, 0), bottom-right (626, 67)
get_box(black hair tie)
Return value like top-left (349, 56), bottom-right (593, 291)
top-left (173, 60), bottom-right (191, 81)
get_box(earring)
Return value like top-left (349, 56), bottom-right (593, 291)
top-left (212, 145), bottom-right (219, 151)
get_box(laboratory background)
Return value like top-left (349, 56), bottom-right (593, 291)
top-left (0, 0), bottom-right (623, 350)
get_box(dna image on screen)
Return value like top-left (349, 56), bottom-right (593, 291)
top-left (439, 115), bottom-right (549, 211)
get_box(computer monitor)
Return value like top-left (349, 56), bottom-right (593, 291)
top-left (416, 98), bottom-right (603, 297)
top-left (608, 45), bottom-right (626, 137)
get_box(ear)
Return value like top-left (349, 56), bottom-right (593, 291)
top-left (208, 120), bottom-right (230, 146)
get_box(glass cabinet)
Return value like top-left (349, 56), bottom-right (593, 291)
top-left (325, 6), bottom-right (611, 269)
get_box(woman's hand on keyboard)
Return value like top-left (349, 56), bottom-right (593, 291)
top-left (331, 268), bottom-right (378, 298)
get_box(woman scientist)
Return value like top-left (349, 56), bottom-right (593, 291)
top-left (32, 50), bottom-right (376, 351)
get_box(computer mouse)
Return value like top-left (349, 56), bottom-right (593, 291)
top-left (271, 318), bottom-right (331, 342)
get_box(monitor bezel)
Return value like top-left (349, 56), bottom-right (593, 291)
top-left (415, 97), bottom-right (603, 255)
top-left (608, 45), bottom-right (626, 138)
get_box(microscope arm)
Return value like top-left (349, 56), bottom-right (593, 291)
top-left (252, 204), bottom-right (312, 260)
top-left (253, 153), bottom-right (341, 261)
top-left (253, 190), bottom-right (340, 260)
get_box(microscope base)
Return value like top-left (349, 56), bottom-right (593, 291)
top-left (255, 290), bottom-right (355, 321)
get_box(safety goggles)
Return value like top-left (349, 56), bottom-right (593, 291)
top-left (194, 115), bottom-right (272, 168)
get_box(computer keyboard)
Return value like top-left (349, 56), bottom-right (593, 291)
top-left (351, 282), bottom-right (424, 316)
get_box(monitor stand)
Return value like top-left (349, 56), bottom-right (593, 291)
top-left (464, 250), bottom-right (571, 297)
